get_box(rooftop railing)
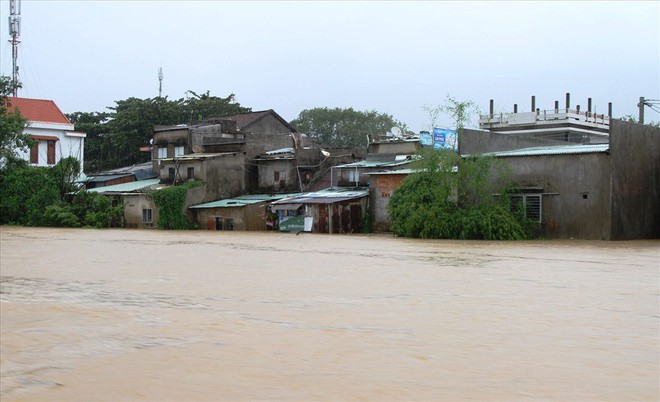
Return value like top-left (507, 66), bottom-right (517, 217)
top-left (479, 108), bottom-right (610, 128)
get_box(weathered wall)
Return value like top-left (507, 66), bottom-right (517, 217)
top-left (257, 159), bottom-right (298, 193)
top-left (609, 120), bottom-right (660, 240)
top-left (122, 194), bottom-right (158, 229)
top-left (368, 141), bottom-right (420, 155)
top-left (368, 174), bottom-right (408, 232)
top-left (193, 203), bottom-right (267, 231)
top-left (244, 129), bottom-right (295, 161)
top-left (460, 129), bottom-right (569, 155)
top-left (159, 153), bottom-right (246, 203)
top-left (496, 152), bottom-right (611, 239)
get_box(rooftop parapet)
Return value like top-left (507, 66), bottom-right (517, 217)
top-left (479, 109), bottom-right (610, 133)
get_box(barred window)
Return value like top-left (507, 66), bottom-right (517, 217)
top-left (510, 194), bottom-right (542, 222)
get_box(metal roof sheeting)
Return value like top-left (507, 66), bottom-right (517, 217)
top-left (86, 179), bottom-right (161, 194)
top-left (271, 187), bottom-right (369, 206)
top-left (190, 194), bottom-right (300, 209)
top-left (467, 144), bottom-right (609, 158)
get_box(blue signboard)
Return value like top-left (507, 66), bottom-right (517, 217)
top-left (432, 127), bottom-right (457, 151)
top-left (419, 131), bottom-right (432, 146)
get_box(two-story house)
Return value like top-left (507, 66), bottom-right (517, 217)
top-left (6, 97), bottom-right (86, 175)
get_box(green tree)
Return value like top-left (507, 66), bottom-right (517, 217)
top-left (51, 156), bottom-right (81, 201)
top-left (0, 160), bottom-right (60, 226)
top-left (0, 76), bottom-right (30, 162)
top-left (388, 96), bottom-right (532, 240)
top-left (388, 148), bottom-right (532, 240)
top-left (290, 107), bottom-right (407, 149)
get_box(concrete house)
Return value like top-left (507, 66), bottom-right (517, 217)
top-left (87, 178), bottom-right (163, 229)
top-left (460, 119), bottom-right (660, 240)
top-left (331, 135), bottom-right (420, 188)
top-left (6, 97), bottom-right (86, 175)
top-left (254, 147), bottom-right (299, 193)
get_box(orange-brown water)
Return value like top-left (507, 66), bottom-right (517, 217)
top-left (1, 226), bottom-right (658, 401)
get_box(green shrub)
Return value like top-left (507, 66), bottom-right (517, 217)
top-left (148, 180), bottom-right (201, 230)
top-left (388, 149), bottom-right (534, 240)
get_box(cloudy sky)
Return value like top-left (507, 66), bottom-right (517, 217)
top-left (1, 1), bottom-right (658, 131)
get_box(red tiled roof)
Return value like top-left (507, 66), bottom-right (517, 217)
top-left (4, 97), bottom-right (72, 125)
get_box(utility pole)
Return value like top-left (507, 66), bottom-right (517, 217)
top-left (638, 97), bottom-right (660, 125)
top-left (158, 67), bottom-right (163, 98)
top-left (8, 0), bottom-right (21, 96)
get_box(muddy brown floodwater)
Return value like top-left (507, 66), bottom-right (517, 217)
top-left (0, 226), bottom-right (658, 401)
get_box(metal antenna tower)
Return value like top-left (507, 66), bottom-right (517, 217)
top-left (158, 67), bottom-right (163, 98)
top-left (8, 0), bottom-right (21, 96)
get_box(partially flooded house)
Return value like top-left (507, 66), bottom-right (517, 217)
top-left (189, 194), bottom-right (298, 231)
top-left (270, 188), bottom-right (369, 234)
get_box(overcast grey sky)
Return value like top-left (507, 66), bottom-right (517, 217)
top-left (1, 0), bottom-right (658, 131)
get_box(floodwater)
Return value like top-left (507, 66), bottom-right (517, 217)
top-left (0, 227), bottom-right (658, 402)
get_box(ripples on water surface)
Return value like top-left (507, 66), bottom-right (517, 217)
top-left (1, 227), bottom-right (658, 401)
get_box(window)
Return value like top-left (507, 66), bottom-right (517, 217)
top-left (30, 142), bottom-right (38, 164)
top-left (47, 141), bottom-right (56, 165)
top-left (187, 167), bottom-right (195, 180)
top-left (215, 217), bottom-right (234, 231)
top-left (224, 218), bottom-right (234, 231)
top-left (158, 147), bottom-right (167, 159)
top-left (175, 146), bottom-right (184, 157)
top-left (142, 208), bottom-right (153, 223)
top-left (348, 169), bottom-right (360, 184)
top-left (274, 171), bottom-right (280, 182)
top-left (510, 194), bottom-right (542, 222)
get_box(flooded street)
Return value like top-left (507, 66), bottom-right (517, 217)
top-left (1, 226), bottom-right (658, 401)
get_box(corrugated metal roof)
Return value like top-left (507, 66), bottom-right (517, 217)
top-left (84, 174), bottom-right (133, 183)
top-left (334, 158), bottom-right (414, 169)
top-left (159, 152), bottom-right (241, 162)
top-left (468, 144), bottom-right (609, 158)
top-left (365, 168), bottom-right (419, 175)
top-left (271, 187), bottom-right (369, 205)
top-left (86, 179), bottom-right (161, 194)
top-left (190, 193), bottom-right (300, 209)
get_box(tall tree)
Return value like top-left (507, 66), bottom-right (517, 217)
top-left (290, 107), bottom-right (407, 149)
top-left (0, 76), bottom-right (29, 163)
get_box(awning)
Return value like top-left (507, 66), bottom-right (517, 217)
top-left (270, 203), bottom-right (303, 211)
top-left (30, 135), bottom-right (59, 142)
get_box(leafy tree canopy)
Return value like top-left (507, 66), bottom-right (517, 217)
top-left (388, 148), bottom-right (533, 240)
top-left (290, 107), bottom-right (407, 149)
top-left (69, 91), bottom-right (251, 172)
top-left (0, 76), bottom-right (30, 163)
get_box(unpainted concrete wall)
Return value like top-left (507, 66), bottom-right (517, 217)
top-left (257, 159), bottom-right (298, 193)
top-left (122, 194), bottom-right (158, 229)
top-left (460, 129), bottom-right (570, 154)
top-left (496, 152), bottom-right (611, 239)
top-left (193, 203), bottom-right (267, 231)
top-left (609, 120), bottom-right (660, 240)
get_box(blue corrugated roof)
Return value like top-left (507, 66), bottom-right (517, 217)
top-left (467, 144), bottom-right (609, 158)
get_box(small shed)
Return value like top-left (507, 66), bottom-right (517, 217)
top-left (190, 194), bottom-right (298, 231)
top-left (270, 187), bottom-right (369, 234)
top-left (87, 179), bottom-right (164, 229)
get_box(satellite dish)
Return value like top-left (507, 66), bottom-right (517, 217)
top-left (391, 126), bottom-right (402, 137)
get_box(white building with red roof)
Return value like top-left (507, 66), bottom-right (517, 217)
top-left (6, 97), bottom-right (86, 174)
